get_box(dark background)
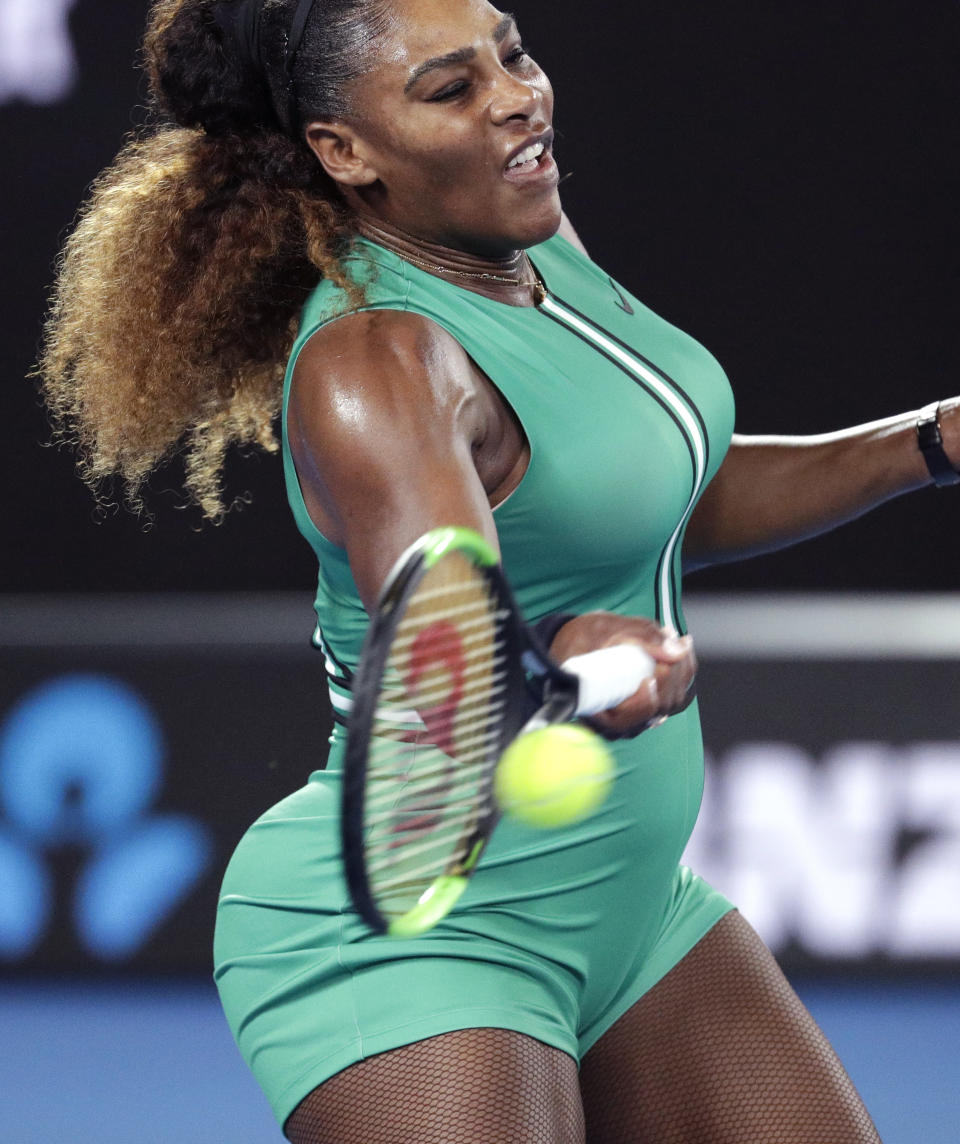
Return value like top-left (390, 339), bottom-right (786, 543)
top-left (4, 0), bottom-right (958, 594)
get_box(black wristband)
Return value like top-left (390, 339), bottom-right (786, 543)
top-left (917, 401), bottom-right (960, 488)
top-left (532, 612), bottom-right (576, 653)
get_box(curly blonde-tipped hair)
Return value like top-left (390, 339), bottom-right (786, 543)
top-left (36, 0), bottom-right (390, 519)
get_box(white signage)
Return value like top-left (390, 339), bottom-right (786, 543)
top-left (0, 0), bottom-right (79, 105)
top-left (685, 742), bottom-right (960, 959)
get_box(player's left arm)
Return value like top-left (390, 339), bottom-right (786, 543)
top-left (684, 398), bottom-right (960, 570)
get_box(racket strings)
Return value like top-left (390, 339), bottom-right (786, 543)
top-left (367, 823), bottom-right (484, 886)
top-left (365, 698), bottom-right (508, 769)
top-left (373, 659), bottom-right (510, 724)
top-left (363, 556), bottom-right (507, 919)
top-left (387, 604), bottom-right (509, 639)
top-left (364, 752), bottom-right (496, 820)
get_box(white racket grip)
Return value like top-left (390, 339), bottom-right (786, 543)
top-left (562, 644), bottom-right (657, 717)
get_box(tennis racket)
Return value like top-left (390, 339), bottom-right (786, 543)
top-left (342, 526), bottom-right (656, 937)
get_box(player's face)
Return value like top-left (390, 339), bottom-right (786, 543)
top-left (321, 0), bottom-right (562, 256)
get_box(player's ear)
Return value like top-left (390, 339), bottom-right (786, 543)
top-left (304, 121), bottom-right (379, 187)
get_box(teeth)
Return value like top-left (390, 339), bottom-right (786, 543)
top-left (507, 141), bottom-right (545, 169)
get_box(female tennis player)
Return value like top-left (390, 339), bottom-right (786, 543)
top-left (37, 0), bottom-right (959, 1139)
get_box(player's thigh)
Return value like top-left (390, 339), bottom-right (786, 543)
top-left (284, 1026), bottom-right (585, 1144)
top-left (579, 910), bottom-right (880, 1144)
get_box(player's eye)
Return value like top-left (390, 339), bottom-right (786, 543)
top-left (428, 80), bottom-right (469, 103)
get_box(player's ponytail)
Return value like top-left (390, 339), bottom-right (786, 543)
top-left (36, 0), bottom-right (389, 519)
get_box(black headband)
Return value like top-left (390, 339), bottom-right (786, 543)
top-left (213, 0), bottom-right (319, 131)
top-left (285, 0), bottom-right (318, 78)
top-left (213, 0), bottom-right (266, 80)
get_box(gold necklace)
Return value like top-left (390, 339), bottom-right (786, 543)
top-left (388, 247), bottom-right (547, 305)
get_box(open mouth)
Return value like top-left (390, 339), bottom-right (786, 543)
top-left (502, 138), bottom-right (557, 185)
top-left (506, 141), bottom-right (546, 173)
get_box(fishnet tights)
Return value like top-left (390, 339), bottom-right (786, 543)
top-left (285, 912), bottom-right (881, 1143)
top-left (284, 1026), bottom-right (584, 1143)
top-left (579, 910), bottom-right (882, 1143)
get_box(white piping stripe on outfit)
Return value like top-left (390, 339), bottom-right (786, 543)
top-left (328, 686), bottom-right (427, 728)
top-left (314, 627), bottom-right (358, 718)
top-left (312, 627), bottom-right (341, 677)
top-left (537, 293), bottom-right (709, 632)
top-left (329, 689), bottom-right (353, 714)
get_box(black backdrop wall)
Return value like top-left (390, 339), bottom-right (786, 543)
top-left (4, 0), bottom-right (959, 593)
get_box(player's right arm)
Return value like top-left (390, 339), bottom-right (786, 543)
top-left (287, 308), bottom-right (500, 613)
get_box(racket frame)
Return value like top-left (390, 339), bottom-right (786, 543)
top-left (342, 527), bottom-right (561, 936)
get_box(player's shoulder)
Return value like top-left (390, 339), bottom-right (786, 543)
top-left (295, 308), bottom-right (472, 390)
top-left (291, 307), bottom-right (480, 436)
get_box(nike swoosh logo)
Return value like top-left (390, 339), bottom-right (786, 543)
top-left (608, 276), bottom-right (635, 315)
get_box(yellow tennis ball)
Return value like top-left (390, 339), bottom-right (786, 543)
top-left (494, 724), bottom-right (614, 829)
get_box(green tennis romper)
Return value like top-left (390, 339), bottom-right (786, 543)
top-left (214, 234), bottom-right (738, 1128)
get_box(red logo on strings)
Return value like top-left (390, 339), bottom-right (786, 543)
top-left (406, 620), bottom-right (466, 757)
top-left (389, 620), bottom-right (466, 842)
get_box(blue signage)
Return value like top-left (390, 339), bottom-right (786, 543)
top-left (0, 674), bottom-right (211, 962)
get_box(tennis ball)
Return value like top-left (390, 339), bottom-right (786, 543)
top-left (494, 724), bottom-right (614, 829)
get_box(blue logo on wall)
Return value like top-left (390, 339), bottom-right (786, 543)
top-left (0, 674), bottom-right (211, 961)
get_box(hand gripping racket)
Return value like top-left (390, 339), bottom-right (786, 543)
top-left (342, 526), bottom-right (655, 937)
